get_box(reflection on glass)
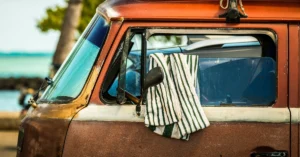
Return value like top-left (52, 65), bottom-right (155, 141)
top-left (198, 57), bottom-right (276, 106)
top-left (107, 34), bottom-right (276, 106)
top-left (41, 15), bottom-right (109, 102)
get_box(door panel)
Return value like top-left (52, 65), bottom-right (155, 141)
top-left (64, 22), bottom-right (290, 156)
top-left (63, 104), bottom-right (293, 157)
top-left (63, 121), bottom-right (290, 157)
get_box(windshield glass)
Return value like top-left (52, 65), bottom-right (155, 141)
top-left (40, 14), bottom-right (109, 102)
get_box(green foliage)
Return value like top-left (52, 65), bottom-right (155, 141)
top-left (37, 0), bottom-right (105, 34)
top-left (37, 5), bottom-right (65, 32)
top-left (78, 0), bottom-right (103, 33)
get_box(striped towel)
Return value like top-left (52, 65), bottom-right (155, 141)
top-left (145, 53), bottom-right (210, 140)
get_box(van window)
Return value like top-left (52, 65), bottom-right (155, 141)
top-left (104, 32), bottom-right (276, 106)
top-left (40, 15), bottom-right (109, 102)
top-left (108, 34), bottom-right (142, 97)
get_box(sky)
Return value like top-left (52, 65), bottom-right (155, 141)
top-left (0, 0), bottom-right (66, 53)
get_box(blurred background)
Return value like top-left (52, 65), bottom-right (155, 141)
top-left (0, 0), bottom-right (104, 156)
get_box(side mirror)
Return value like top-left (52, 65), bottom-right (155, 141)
top-left (136, 67), bottom-right (164, 116)
top-left (144, 67), bottom-right (164, 90)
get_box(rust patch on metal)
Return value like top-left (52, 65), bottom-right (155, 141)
top-left (85, 94), bottom-right (89, 101)
top-left (63, 121), bottom-right (291, 157)
top-left (17, 117), bottom-right (70, 157)
top-left (29, 65), bottom-right (101, 119)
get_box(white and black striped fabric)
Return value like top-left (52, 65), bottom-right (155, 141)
top-left (145, 53), bottom-right (210, 140)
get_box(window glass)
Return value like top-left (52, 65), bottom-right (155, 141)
top-left (198, 57), bottom-right (275, 105)
top-left (41, 15), bottom-right (109, 102)
top-left (106, 33), bottom-right (276, 106)
top-left (108, 34), bottom-right (142, 97)
top-left (146, 34), bottom-right (276, 106)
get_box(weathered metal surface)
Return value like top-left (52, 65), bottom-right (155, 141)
top-left (16, 117), bottom-right (69, 157)
top-left (291, 122), bottom-right (299, 157)
top-left (298, 23), bottom-right (300, 157)
top-left (289, 24), bottom-right (300, 108)
top-left (288, 24), bottom-right (300, 157)
top-left (63, 121), bottom-right (291, 157)
top-left (97, 0), bottom-right (300, 22)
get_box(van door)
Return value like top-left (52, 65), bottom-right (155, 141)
top-left (63, 23), bottom-right (291, 157)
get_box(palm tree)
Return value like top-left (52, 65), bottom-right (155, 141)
top-left (50, 0), bottom-right (83, 77)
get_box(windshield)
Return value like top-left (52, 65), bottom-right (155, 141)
top-left (40, 14), bottom-right (109, 102)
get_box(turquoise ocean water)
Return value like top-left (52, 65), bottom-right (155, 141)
top-left (0, 90), bottom-right (24, 111)
top-left (0, 52), bottom-right (52, 111)
top-left (0, 52), bottom-right (52, 78)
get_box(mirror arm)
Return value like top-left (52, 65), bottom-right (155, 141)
top-left (124, 91), bottom-right (139, 104)
top-left (136, 67), bottom-right (164, 116)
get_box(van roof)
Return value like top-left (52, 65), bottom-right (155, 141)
top-left (97, 0), bottom-right (300, 22)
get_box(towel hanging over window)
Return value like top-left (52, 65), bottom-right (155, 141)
top-left (145, 53), bottom-right (210, 140)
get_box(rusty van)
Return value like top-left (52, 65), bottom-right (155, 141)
top-left (17, 0), bottom-right (300, 156)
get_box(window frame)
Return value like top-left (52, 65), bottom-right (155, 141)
top-left (97, 22), bottom-right (287, 108)
top-left (117, 29), bottom-right (147, 104)
top-left (100, 29), bottom-right (146, 104)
